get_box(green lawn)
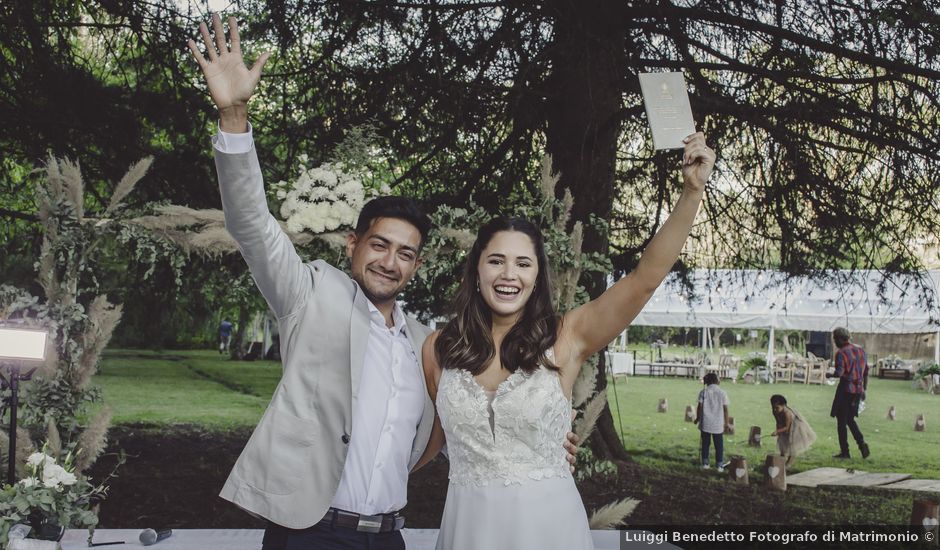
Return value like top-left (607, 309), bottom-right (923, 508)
top-left (93, 349), bottom-right (280, 429)
top-left (95, 349), bottom-right (940, 481)
top-left (606, 375), bottom-right (940, 479)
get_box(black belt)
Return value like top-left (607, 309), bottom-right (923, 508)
top-left (318, 507), bottom-right (405, 533)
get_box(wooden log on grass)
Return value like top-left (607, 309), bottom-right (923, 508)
top-left (911, 498), bottom-right (939, 538)
top-left (915, 414), bottom-right (926, 432)
top-left (684, 405), bottom-right (696, 422)
top-left (658, 398), bottom-right (668, 413)
top-left (748, 426), bottom-right (762, 447)
top-left (728, 455), bottom-right (748, 485)
top-left (764, 454), bottom-right (787, 492)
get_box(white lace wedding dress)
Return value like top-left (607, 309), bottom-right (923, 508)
top-left (434, 361), bottom-right (594, 550)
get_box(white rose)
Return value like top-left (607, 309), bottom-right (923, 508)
top-left (26, 453), bottom-right (47, 467)
top-left (42, 463), bottom-right (77, 488)
top-left (41, 476), bottom-right (62, 489)
top-left (55, 469), bottom-right (78, 486)
top-left (19, 477), bottom-right (39, 488)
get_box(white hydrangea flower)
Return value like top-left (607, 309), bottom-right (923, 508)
top-left (278, 159), bottom-right (376, 234)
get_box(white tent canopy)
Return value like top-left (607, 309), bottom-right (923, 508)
top-left (629, 269), bottom-right (940, 365)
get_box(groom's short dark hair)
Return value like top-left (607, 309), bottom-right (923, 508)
top-left (355, 196), bottom-right (432, 249)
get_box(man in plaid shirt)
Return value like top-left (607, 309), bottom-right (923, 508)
top-left (828, 327), bottom-right (870, 459)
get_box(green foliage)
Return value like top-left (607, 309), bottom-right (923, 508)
top-left (742, 356), bottom-right (767, 368)
top-left (112, 221), bottom-right (187, 288)
top-left (0, 285), bottom-right (102, 434)
top-left (739, 355), bottom-right (768, 380)
top-left (573, 446), bottom-right (617, 483)
top-left (914, 363), bottom-right (940, 379)
top-left (405, 204), bottom-right (492, 318)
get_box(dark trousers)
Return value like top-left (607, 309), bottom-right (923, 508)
top-left (700, 431), bottom-right (724, 466)
top-left (261, 521), bottom-right (406, 550)
top-left (836, 410), bottom-right (865, 455)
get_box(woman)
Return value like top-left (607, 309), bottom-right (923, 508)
top-left (417, 133), bottom-right (715, 549)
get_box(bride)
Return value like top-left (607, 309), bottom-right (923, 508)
top-left (416, 133), bottom-right (715, 550)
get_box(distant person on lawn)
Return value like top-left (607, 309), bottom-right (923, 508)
top-left (695, 372), bottom-right (730, 471)
top-left (828, 327), bottom-right (870, 459)
top-left (219, 319), bottom-right (233, 354)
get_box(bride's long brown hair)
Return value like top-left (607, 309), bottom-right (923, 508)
top-left (435, 217), bottom-right (559, 375)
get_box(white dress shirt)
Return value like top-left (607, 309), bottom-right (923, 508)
top-left (213, 126), bottom-right (426, 515)
top-left (331, 301), bottom-right (425, 514)
top-left (697, 384), bottom-right (729, 435)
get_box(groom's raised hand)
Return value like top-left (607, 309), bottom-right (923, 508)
top-left (565, 431), bottom-right (580, 474)
top-left (187, 13), bottom-right (270, 133)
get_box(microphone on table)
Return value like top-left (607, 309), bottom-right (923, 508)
top-left (139, 528), bottom-right (172, 546)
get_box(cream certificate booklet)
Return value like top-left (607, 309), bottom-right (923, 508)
top-left (638, 72), bottom-right (696, 150)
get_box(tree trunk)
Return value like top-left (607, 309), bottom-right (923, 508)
top-left (543, 0), bottom-right (630, 461)
top-left (230, 304), bottom-right (252, 360)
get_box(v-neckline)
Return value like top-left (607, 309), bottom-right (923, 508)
top-left (470, 367), bottom-right (527, 395)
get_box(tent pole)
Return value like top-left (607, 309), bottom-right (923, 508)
top-left (767, 326), bottom-right (776, 371)
top-left (935, 329), bottom-right (939, 365)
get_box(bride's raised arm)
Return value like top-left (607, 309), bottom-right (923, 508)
top-left (561, 132), bottom-right (715, 365)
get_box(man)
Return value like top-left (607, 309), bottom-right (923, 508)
top-left (829, 327), bottom-right (870, 460)
top-left (187, 14), bottom-right (576, 550)
top-left (219, 319), bottom-right (233, 354)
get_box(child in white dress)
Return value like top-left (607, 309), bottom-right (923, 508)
top-left (771, 394), bottom-right (817, 467)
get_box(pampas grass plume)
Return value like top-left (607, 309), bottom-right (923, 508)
top-left (589, 497), bottom-right (640, 529)
top-left (75, 406), bottom-right (112, 473)
top-left (574, 388), bottom-right (607, 442)
top-left (106, 156), bottom-right (153, 215)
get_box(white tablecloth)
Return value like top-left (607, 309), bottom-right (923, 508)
top-left (62, 528), bottom-right (633, 549)
top-left (608, 352), bottom-right (634, 375)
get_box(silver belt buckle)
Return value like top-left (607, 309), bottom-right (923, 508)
top-left (356, 514), bottom-right (383, 533)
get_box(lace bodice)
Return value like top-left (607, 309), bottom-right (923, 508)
top-left (436, 361), bottom-right (572, 487)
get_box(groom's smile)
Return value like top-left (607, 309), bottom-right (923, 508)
top-left (346, 217), bottom-right (423, 308)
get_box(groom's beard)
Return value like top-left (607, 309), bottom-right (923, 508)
top-left (353, 265), bottom-right (408, 306)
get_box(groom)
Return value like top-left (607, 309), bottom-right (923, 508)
top-left (188, 14), bottom-right (576, 550)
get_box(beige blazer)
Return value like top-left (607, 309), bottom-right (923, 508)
top-left (214, 146), bottom-right (435, 529)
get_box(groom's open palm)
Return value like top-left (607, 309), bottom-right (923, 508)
top-left (187, 13), bottom-right (269, 115)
